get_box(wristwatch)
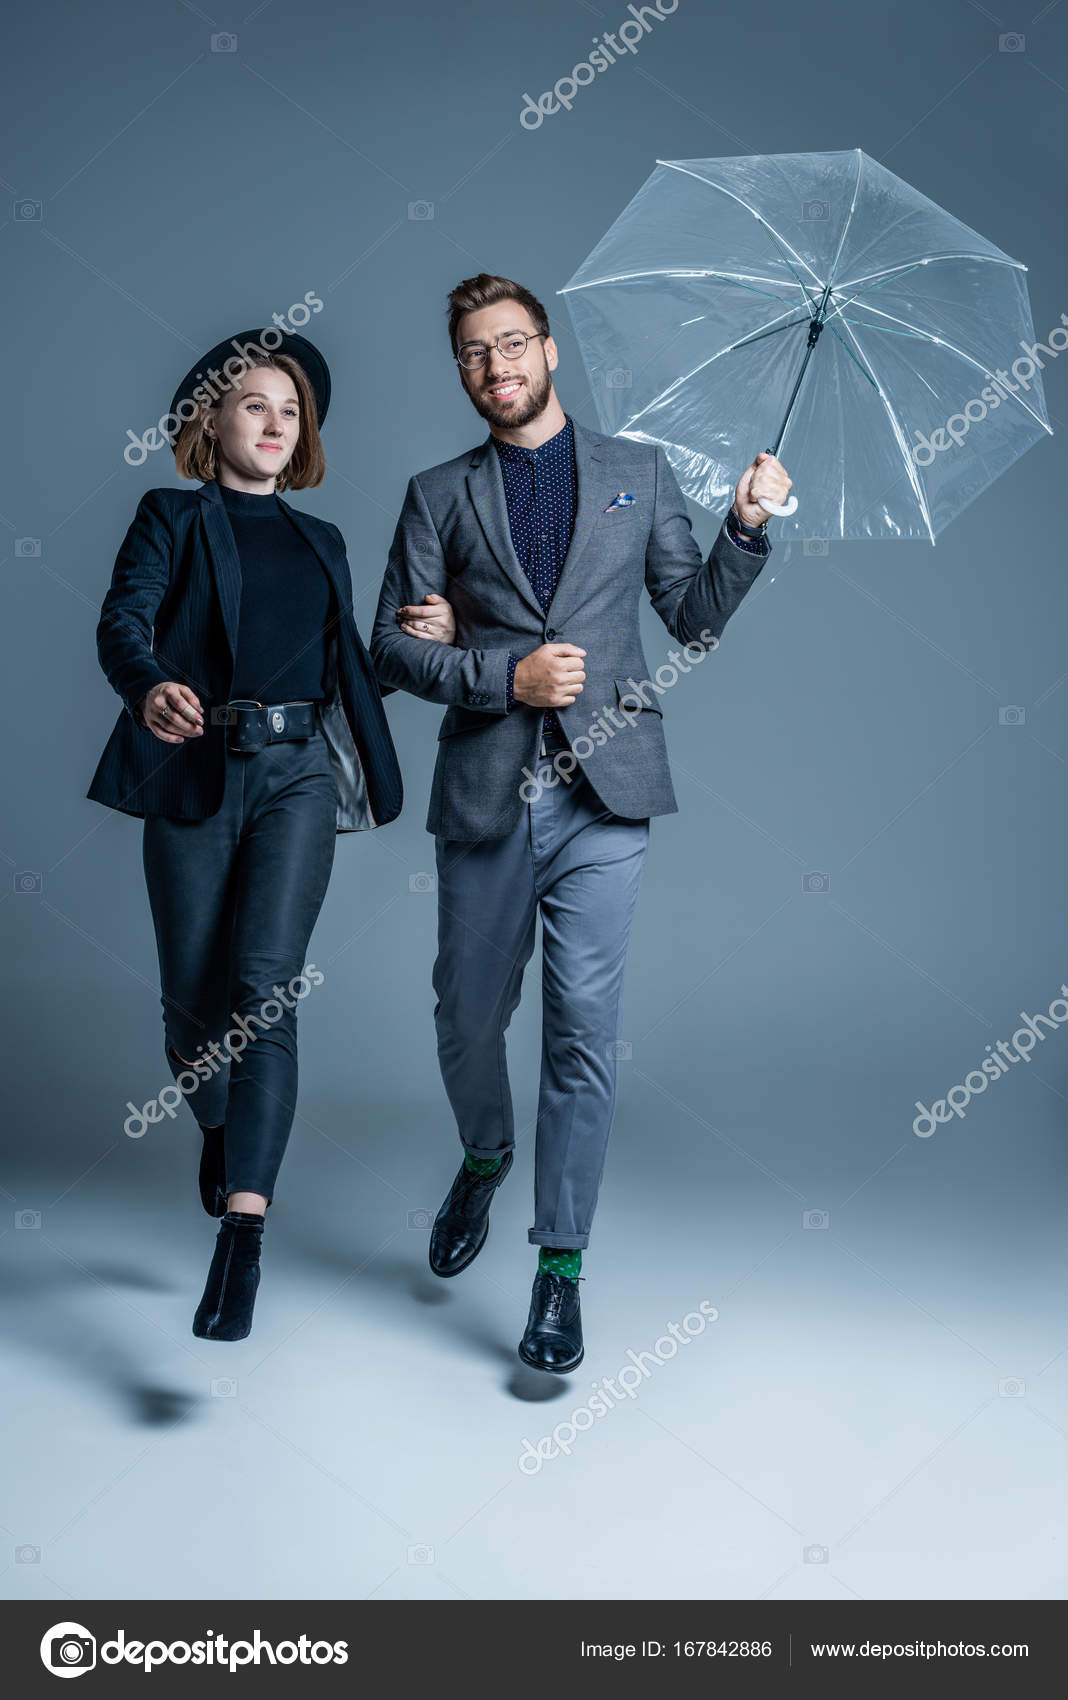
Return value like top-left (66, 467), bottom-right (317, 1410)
top-left (729, 504), bottom-right (768, 539)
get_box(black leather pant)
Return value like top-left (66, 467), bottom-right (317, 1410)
top-left (142, 726), bottom-right (338, 1204)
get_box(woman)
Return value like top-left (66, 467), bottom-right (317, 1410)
top-left (88, 328), bottom-right (454, 1341)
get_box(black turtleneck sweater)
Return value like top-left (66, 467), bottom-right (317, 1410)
top-left (218, 482), bottom-right (334, 703)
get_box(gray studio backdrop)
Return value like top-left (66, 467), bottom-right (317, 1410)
top-left (3, 0), bottom-right (1068, 1603)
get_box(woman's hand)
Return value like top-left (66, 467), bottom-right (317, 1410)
top-left (138, 681), bottom-right (204, 743)
top-left (397, 591), bottom-right (456, 645)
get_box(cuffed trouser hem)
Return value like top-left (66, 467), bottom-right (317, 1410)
top-left (528, 1228), bottom-right (590, 1250)
top-left (461, 1140), bottom-right (516, 1161)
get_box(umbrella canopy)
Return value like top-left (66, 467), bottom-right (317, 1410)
top-left (559, 149), bottom-right (1052, 543)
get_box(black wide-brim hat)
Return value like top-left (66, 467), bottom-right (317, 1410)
top-left (165, 328), bottom-right (331, 446)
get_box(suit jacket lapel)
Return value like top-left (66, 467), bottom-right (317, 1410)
top-left (197, 481), bottom-right (242, 665)
top-left (465, 440), bottom-right (544, 620)
top-left (545, 421), bottom-right (610, 624)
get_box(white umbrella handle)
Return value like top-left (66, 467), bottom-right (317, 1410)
top-left (758, 492), bottom-right (798, 517)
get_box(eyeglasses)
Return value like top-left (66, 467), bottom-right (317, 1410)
top-left (454, 331), bottom-right (547, 370)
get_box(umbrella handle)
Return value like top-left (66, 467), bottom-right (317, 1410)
top-left (756, 447), bottom-right (797, 517)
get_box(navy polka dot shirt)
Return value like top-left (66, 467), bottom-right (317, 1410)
top-left (494, 414), bottom-right (577, 740)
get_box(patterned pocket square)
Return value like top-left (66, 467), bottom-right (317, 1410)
top-left (603, 491), bottom-right (636, 512)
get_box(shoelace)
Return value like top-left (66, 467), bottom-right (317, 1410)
top-left (540, 1272), bottom-right (577, 1321)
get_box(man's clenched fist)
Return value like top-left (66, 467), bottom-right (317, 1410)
top-left (513, 644), bottom-right (586, 709)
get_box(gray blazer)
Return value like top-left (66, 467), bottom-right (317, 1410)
top-left (370, 417), bottom-right (770, 841)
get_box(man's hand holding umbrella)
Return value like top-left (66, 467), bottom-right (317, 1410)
top-left (732, 451), bottom-right (793, 530)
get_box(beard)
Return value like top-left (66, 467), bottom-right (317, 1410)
top-left (467, 362), bottom-right (553, 430)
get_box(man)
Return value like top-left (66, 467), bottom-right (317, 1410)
top-left (371, 273), bottom-right (790, 1374)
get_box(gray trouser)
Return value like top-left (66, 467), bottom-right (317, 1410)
top-left (432, 757), bottom-right (649, 1249)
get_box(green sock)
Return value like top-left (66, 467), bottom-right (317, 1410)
top-left (464, 1152), bottom-right (503, 1177)
top-left (538, 1246), bottom-right (582, 1282)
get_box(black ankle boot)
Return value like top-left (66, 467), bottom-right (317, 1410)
top-left (197, 1123), bottom-right (228, 1219)
top-left (192, 1211), bottom-right (264, 1341)
top-left (429, 1148), bottom-right (514, 1277)
top-left (518, 1270), bottom-right (584, 1373)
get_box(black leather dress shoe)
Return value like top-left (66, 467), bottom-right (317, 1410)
top-left (428, 1149), bottom-right (514, 1277)
top-left (518, 1269), bottom-right (584, 1373)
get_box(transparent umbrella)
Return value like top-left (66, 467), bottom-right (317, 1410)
top-left (559, 149), bottom-right (1053, 543)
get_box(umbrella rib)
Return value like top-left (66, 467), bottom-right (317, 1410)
top-left (829, 299), bottom-right (1053, 436)
top-left (835, 253), bottom-right (1025, 295)
top-left (824, 324), bottom-right (881, 389)
top-left (826, 147), bottom-right (864, 290)
top-left (836, 319), bottom-right (932, 338)
top-left (822, 263), bottom-right (928, 322)
top-left (726, 315), bottom-right (814, 352)
top-left (656, 159), bottom-right (825, 313)
top-left (617, 302), bottom-right (816, 436)
top-left (836, 319), bottom-right (937, 545)
top-left (558, 266), bottom-right (805, 308)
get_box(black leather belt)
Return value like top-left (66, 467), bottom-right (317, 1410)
top-left (219, 699), bottom-right (319, 753)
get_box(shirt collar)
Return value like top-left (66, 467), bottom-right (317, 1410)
top-left (492, 414), bottom-right (574, 465)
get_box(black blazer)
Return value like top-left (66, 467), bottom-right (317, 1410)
top-left (87, 479), bottom-right (403, 831)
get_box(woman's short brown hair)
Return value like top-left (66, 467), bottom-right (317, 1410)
top-left (173, 349), bottom-right (326, 490)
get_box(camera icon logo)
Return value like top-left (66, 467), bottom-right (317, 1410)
top-left (803, 1543), bottom-right (830, 1564)
top-left (407, 1544), bottom-right (434, 1564)
top-left (802, 537), bottom-right (828, 557)
top-left (407, 1208), bottom-right (433, 1229)
top-left (408, 201), bottom-right (434, 220)
top-left (211, 1377), bottom-right (238, 1398)
top-left (802, 1209), bottom-right (829, 1230)
top-left (801, 871), bottom-right (828, 894)
top-left (999, 32), bottom-right (1025, 51)
top-left (998, 705), bottom-right (1025, 726)
top-left (14, 200), bottom-right (43, 221)
top-left (14, 870), bottom-right (43, 894)
top-left (16, 1209), bottom-right (42, 1230)
top-left (802, 201), bottom-right (828, 220)
top-left (211, 31), bottom-right (237, 51)
top-left (605, 1040), bottom-right (632, 1061)
top-left (998, 1377), bottom-right (1025, 1397)
top-left (16, 537), bottom-right (42, 556)
top-left (40, 1622), bottom-right (96, 1676)
top-left (409, 871), bottom-right (436, 893)
top-left (605, 368), bottom-right (632, 389)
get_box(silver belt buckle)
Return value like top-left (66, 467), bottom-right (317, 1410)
top-left (270, 707), bottom-right (287, 736)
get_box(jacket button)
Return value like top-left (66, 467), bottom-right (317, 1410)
top-left (545, 627), bottom-right (556, 641)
